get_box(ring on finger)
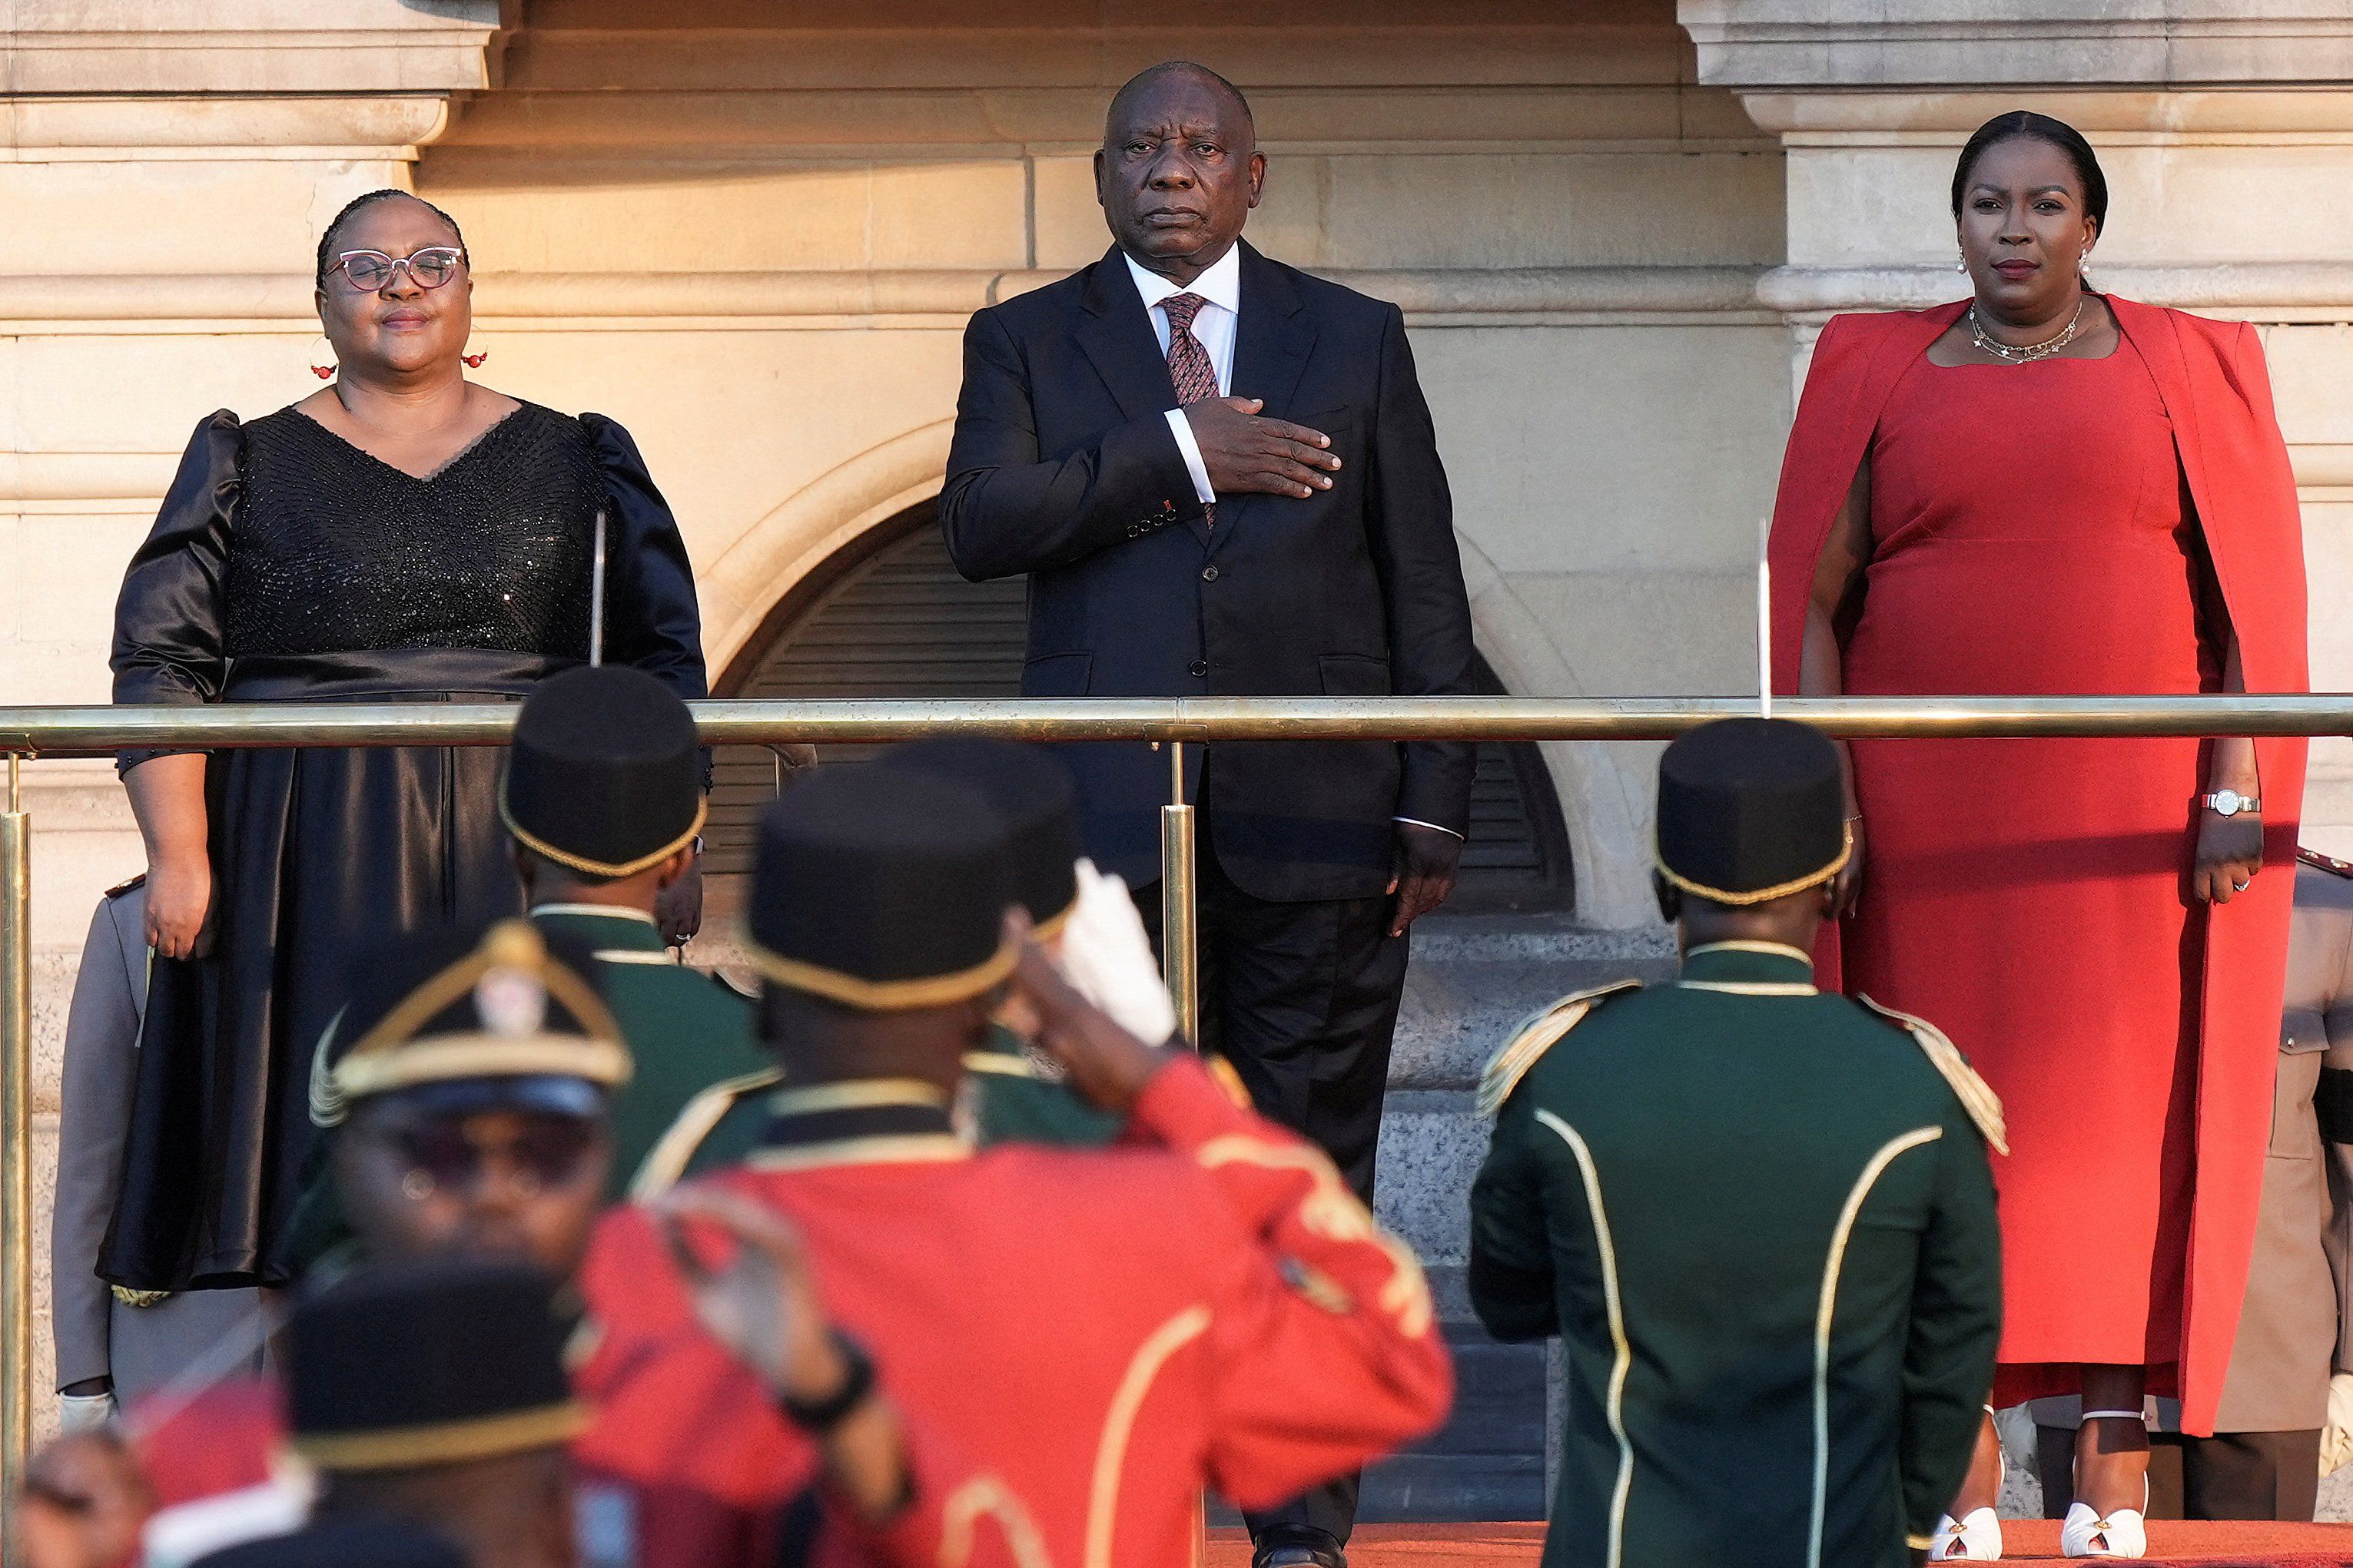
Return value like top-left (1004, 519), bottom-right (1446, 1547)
top-left (2233, 879), bottom-right (2251, 893)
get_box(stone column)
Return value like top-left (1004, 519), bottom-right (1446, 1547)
top-left (0, 0), bottom-right (497, 1427)
top-left (1680, 0), bottom-right (2353, 846)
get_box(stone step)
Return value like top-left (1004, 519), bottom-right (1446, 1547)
top-left (1391, 917), bottom-right (1676, 1092)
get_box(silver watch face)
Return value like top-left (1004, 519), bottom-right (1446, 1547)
top-left (2211, 789), bottom-right (2247, 817)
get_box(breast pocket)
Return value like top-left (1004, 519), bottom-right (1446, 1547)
top-left (1318, 654), bottom-right (1392, 696)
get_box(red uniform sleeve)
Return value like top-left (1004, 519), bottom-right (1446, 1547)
top-left (1123, 1059), bottom-right (1454, 1507)
top-left (576, 1205), bottom-right (1047, 1568)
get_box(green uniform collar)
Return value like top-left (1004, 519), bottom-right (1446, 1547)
top-left (529, 903), bottom-right (665, 953)
top-left (1678, 940), bottom-right (1817, 995)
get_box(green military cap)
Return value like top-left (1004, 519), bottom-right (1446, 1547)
top-left (310, 919), bottom-right (631, 1129)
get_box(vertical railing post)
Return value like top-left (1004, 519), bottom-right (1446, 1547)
top-left (1, 752), bottom-right (32, 1542)
top-left (1160, 741), bottom-right (1200, 1047)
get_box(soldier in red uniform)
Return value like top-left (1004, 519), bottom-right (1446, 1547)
top-left (576, 761), bottom-right (1453, 1568)
top-left (126, 920), bottom-right (1026, 1568)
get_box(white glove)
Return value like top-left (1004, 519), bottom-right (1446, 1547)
top-left (2323, 1371), bottom-right (2353, 1478)
top-left (55, 1388), bottom-right (116, 1434)
top-left (1056, 860), bottom-right (1177, 1046)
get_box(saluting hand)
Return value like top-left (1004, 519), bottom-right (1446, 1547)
top-left (1182, 396), bottom-right (1340, 499)
top-left (655, 1186), bottom-right (842, 1405)
top-left (1002, 910), bottom-right (1174, 1116)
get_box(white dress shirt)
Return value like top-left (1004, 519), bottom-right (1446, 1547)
top-left (1123, 246), bottom-right (1462, 845)
top-left (1127, 247), bottom-right (1240, 506)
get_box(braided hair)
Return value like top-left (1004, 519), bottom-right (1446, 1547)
top-left (314, 190), bottom-right (468, 287)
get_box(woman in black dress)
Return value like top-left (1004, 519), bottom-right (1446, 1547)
top-left (101, 191), bottom-right (709, 1291)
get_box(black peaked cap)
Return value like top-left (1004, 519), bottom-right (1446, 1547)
top-left (747, 764), bottom-right (1016, 1009)
top-left (876, 740), bottom-right (1080, 929)
top-left (314, 919), bottom-right (628, 1127)
top-left (1655, 718), bottom-right (1848, 905)
top-left (285, 1258), bottom-right (581, 1471)
top-left (190, 1520), bottom-right (470, 1568)
top-left (503, 665), bottom-right (704, 878)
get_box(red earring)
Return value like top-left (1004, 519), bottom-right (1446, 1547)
top-left (462, 347), bottom-right (489, 370)
top-left (308, 335), bottom-right (335, 380)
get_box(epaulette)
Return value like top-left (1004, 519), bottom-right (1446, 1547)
top-left (1475, 980), bottom-right (1643, 1119)
top-left (1857, 995), bottom-right (2008, 1155)
top-left (710, 968), bottom-right (758, 1003)
top-left (628, 1064), bottom-right (785, 1202)
top-left (102, 872), bottom-right (147, 899)
top-left (2300, 847), bottom-right (2353, 878)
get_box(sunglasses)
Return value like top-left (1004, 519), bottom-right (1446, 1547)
top-left (386, 1114), bottom-right (599, 1200)
top-left (327, 246), bottom-right (467, 292)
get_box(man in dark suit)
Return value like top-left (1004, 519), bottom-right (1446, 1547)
top-left (941, 60), bottom-right (1475, 1567)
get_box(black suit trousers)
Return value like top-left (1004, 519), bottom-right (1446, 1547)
top-left (1134, 818), bottom-right (1411, 1547)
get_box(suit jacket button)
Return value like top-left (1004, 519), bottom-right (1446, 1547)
top-left (1187, 659), bottom-right (1210, 678)
top-left (1200, 565), bottom-right (1220, 582)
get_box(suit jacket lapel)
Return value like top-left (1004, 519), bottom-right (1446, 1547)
top-left (1214, 241), bottom-right (1316, 553)
top-left (1077, 247), bottom-right (1183, 426)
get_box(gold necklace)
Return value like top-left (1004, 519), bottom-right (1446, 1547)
top-left (1967, 299), bottom-right (2086, 365)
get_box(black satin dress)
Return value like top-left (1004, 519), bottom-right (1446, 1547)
top-left (101, 403), bottom-right (706, 1291)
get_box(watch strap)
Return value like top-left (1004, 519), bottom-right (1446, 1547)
top-left (778, 1328), bottom-right (876, 1434)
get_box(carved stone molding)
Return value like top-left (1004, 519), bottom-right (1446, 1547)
top-left (1679, 2), bottom-right (2353, 91)
top-left (0, 2), bottom-right (499, 98)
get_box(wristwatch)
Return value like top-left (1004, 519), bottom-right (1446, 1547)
top-left (2202, 789), bottom-right (2261, 818)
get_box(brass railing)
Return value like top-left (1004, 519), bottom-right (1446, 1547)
top-left (4, 691), bottom-right (2353, 1530)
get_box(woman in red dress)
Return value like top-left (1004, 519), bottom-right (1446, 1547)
top-left (1767, 114), bottom-right (2307, 1558)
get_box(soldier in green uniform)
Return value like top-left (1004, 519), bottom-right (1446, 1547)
top-left (1468, 718), bottom-right (2005, 1568)
top-left (500, 664), bottom-right (775, 1197)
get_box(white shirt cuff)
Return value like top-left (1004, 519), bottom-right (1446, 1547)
top-left (1394, 817), bottom-right (1464, 840)
top-left (1163, 408), bottom-right (1217, 506)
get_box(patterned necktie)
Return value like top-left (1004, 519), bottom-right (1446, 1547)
top-left (1161, 291), bottom-right (1218, 527)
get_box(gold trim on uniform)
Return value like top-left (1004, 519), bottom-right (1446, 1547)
top-left (1857, 996), bottom-right (2009, 1155)
top-left (1810, 1127), bottom-right (1943, 1568)
top-left (337, 922), bottom-right (625, 1079)
top-left (500, 791), bottom-right (707, 880)
top-left (1193, 1135), bottom-right (1433, 1339)
top-left (290, 1401), bottom-right (586, 1471)
top-left (628, 1066), bottom-right (787, 1202)
top-left (593, 950), bottom-right (678, 966)
top-left (742, 930), bottom-right (1017, 1012)
top-left (742, 1134), bottom-right (971, 1173)
top-left (1654, 824), bottom-right (1851, 907)
top-left (940, 1476), bottom-right (1052, 1568)
top-left (1475, 981), bottom-right (1643, 1119)
top-left (768, 1079), bottom-right (947, 1116)
top-left (528, 903), bottom-right (659, 927)
top-left (111, 1285), bottom-right (169, 1308)
top-left (1676, 980), bottom-right (1819, 997)
top-left (1535, 1109), bottom-right (1634, 1568)
top-left (1085, 1305), bottom-right (1212, 1568)
top-left (334, 1035), bottom-right (632, 1102)
top-left (961, 1053), bottom-right (1039, 1079)
top-left (1684, 940), bottom-right (1815, 964)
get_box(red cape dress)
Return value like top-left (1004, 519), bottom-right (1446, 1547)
top-left (1764, 298), bottom-right (2308, 1435)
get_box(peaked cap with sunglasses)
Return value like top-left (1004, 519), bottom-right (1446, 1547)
top-left (1654, 718), bottom-right (1850, 907)
top-left (874, 738), bottom-right (1082, 933)
top-left (745, 764), bottom-right (1017, 1011)
top-left (284, 1258), bottom-right (581, 1473)
top-left (503, 665), bottom-right (705, 880)
top-left (311, 919), bottom-right (630, 1130)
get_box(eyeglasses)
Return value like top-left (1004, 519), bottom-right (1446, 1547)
top-left (387, 1114), bottom-right (599, 1200)
top-left (328, 246), bottom-right (468, 292)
